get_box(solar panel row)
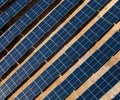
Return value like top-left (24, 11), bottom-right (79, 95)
top-left (44, 30), bottom-right (120, 100)
top-left (0, 0), bottom-right (82, 77)
top-left (77, 61), bottom-right (120, 100)
top-left (113, 93), bottom-right (120, 100)
top-left (0, 0), bottom-right (110, 99)
top-left (0, 0), bottom-right (32, 28)
top-left (0, 0), bottom-right (54, 52)
top-left (12, 0), bottom-right (120, 100)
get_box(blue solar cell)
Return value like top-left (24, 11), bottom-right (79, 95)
top-left (50, 10), bottom-right (62, 21)
top-left (88, 0), bottom-right (101, 10)
top-left (64, 23), bottom-right (77, 34)
top-left (61, 80), bottom-right (75, 94)
top-left (66, 48), bottom-right (80, 61)
top-left (27, 9), bottom-right (38, 20)
top-left (70, 16), bottom-right (83, 29)
top-left (20, 14), bottom-right (32, 25)
top-left (83, 30), bottom-right (99, 42)
top-left (103, 12), bottom-right (119, 23)
top-left (6, 6), bottom-right (17, 16)
top-left (0, 13), bottom-right (10, 25)
top-left (21, 38), bottom-right (32, 49)
top-left (1, 84), bottom-right (11, 97)
top-left (60, 54), bottom-right (73, 66)
top-left (12, 2), bottom-right (21, 11)
top-left (51, 33), bottom-right (65, 46)
top-left (80, 5), bottom-right (95, 17)
top-left (37, 0), bottom-right (49, 9)
top-left (17, 43), bottom-right (28, 55)
top-left (44, 16), bottom-right (56, 26)
top-left (63, 0), bottom-right (74, 10)
top-left (55, 4), bottom-right (68, 15)
top-left (15, 19), bottom-right (26, 31)
top-left (46, 40), bottom-right (58, 51)
top-left (47, 65), bottom-right (59, 78)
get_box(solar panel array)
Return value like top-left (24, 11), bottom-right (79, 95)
top-left (0, 0), bottom-right (82, 77)
top-left (44, 31), bottom-right (120, 100)
top-left (0, 0), bottom-right (120, 100)
top-left (0, 0), bottom-right (32, 28)
top-left (77, 61), bottom-right (120, 100)
top-left (0, 0), bottom-right (54, 52)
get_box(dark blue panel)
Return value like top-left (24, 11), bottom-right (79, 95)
top-left (51, 33), bottom-right (64, 46)
top-left (80, 5), bottom-right (95, 17)
top-left (103, 12), bottom-right (119, 23)
top-left (45, 40), bottom-right (58, 52)
top-left (47, 65), bottom-right (59, 79)
top-left (88, 0), bottom-right (101, 10)
top-left (69, 17), bottom-right (83, 29)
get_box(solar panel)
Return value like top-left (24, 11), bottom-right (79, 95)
top-left (43, 30), bottom-right (120, 100)
top-left (0, 0), bottom-right (120, 100)
top-left (10, 1), bottom-right (120, 99)
top-left (77, 61), bottom-right (120, 100)
top-left (0, 0), bottom-right (82, 77)
top-left (0, 0), bottom-right (55, 52)
top-left (0, 0), bottom-right (32, 28)
top-left (0, 0), bottom-right (110, 99)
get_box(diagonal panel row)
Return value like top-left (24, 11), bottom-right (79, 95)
top-left (0, 0), bottom-right (82, 77)
top-left (77, 61), bottom-right (120, 100)
top-left (0, 0), bottom-right (109, 99)
top-left (44, 30), bottom-right (120, 100)
top-left (0, 0), bottom-right (55, 52)
top-left (13, 0), bottom-right (120, 100)
top-left (0, 0), bottom-right (32, 28)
